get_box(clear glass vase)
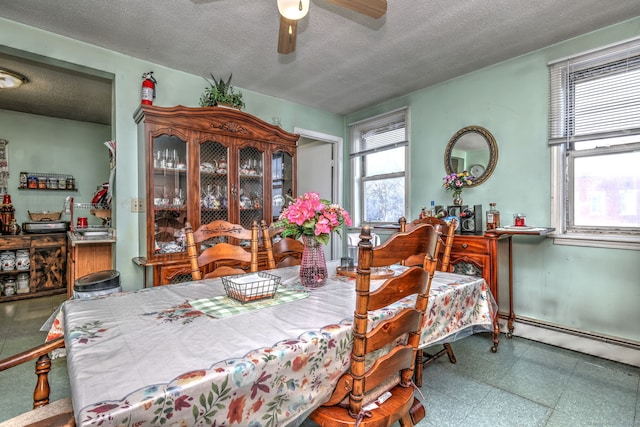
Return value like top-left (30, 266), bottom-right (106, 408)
top-left (299, 235), bottom-right (328, 288)
top-left (453, 192), bottom-right (463, 206)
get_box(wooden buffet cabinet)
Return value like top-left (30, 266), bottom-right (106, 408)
top-left (0, 233), bottom-right (67, 302)
top-left (449, 232), bottom-right (515, 337)
top-left (134, 105), bottom-right (299, 286)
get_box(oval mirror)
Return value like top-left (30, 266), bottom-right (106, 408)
top-left (444, 125), bottom-right (498, 187)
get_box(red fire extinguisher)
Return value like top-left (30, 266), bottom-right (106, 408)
top-left (141, 71), bottom-right (157, 105)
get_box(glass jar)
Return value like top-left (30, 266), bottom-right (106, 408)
top-left (513, 213), bottom-right (526, 227)
top-left (28, 175), bottom-right (38, 189)
top-left (16, 249), bottom-right (30, 271)
top-left (66, 176), bottom-right (75, 190)
top-left (3, 277), bottom-right (16, 296)
top-left (1, 251), bottom-right (15, 271)
top-left (16, 272), bottom-right (29, 294)
top-left (19, 172), bottom-right (28, 189)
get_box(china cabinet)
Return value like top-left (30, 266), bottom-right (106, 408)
top-left (134, 105), bottom-right (299, 286)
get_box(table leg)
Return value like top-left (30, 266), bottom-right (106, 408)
top-left (491, 313), bottom-right (500, 352)
top-left (506, 237), bottom-right (515, 338)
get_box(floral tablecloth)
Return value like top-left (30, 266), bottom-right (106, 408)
top-left (61, 262), bottom-right (496, 426)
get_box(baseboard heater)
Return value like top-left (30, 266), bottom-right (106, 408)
top-left (498, 314), bottom-right (640, 367)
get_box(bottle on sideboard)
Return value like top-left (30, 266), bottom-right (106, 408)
top-left (486, 202), bottom-right (500, 230)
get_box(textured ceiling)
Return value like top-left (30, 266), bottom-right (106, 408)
top-left (1, 0), bottom-right (640, 125)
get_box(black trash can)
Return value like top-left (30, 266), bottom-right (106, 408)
top-left (74, 270), bottom-right (121, 300)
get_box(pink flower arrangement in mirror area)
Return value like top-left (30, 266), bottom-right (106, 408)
top-left (276, 192), bottom-right (352, 245)
top-left (443, 171), bottom-right (474, 198)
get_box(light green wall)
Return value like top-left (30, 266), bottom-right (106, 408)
top-left (346, 17), bottom-right (640, 343)
top-left (2, 15), bottom-right (639, 344)
top-left (0, 110), bottom-right (111, 226)
top-left (0, 17), bottom-right (344, 291)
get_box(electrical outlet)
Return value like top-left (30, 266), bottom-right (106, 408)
top-left (131, 198), bottom-right (144, 213)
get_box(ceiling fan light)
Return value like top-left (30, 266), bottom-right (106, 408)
top-left (0, 68), bottom-right (28, 89)
top-left (277, 0), bottom-right (309, 20)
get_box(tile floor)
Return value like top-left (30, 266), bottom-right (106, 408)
top-left (1, 294), bottom-right (639, 426)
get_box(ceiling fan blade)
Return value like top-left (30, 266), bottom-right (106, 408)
top-left (326, 0), bottom-right (387, 19)
top-left (277, 15), bottom-right (298, 54)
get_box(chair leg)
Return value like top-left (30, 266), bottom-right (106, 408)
top-left (415, 343), bottom-right (458, 387)
top-left (414, 349), bottom-right (424, 387)
top-left (408, 397), bottom-right (425, 424)
top-left (443, 343), bottom-right (457, 364)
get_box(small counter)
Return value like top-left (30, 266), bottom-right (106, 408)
top-left (67, 228), bottom-right (116, 297)
top-left (67, 228), bottom-right (117, 246)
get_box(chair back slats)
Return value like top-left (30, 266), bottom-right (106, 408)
top-left (261, 220), bottom-right (304, 269)
top-left (367, 267), bottom-right (427, 311)
top-left (367, 224), bottom-right (438, 268)
top-left (364, 308), bottom-right (423, 353)
top-left (312, 224), bottom-right (437, 424)
top-left (185, 220), bottom-right (259, 280)
top-left (360, 345), bottom-right (416, 391)
top-left (400, 216), bottom-right (457, 272)
top-left (271, 238), bottom-right (304, 266)
top-left (192, 219), bottom-right (254, 242)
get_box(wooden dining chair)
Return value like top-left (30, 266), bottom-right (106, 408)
top-left (185, 220), bottom-right (259, 280)
top-left (400, 216), bottom-right (458, 387)
top-left (308, 223), bottom-right (438, 427)
top-left (0, 337), bottom-right (75, 426)
top-left (261, 220), bottom-right (304, 269)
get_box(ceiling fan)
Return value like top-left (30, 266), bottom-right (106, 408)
top-left (277, 0), bottom-right (387, 54)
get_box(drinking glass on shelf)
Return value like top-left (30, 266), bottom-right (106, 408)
top-left (156, 150), bottom-right (165, 168)
top-left (165, 149), bottom-right (175, 169)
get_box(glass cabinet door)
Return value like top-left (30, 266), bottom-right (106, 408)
top-left (238, 146), bottom-right (264, 229)
top-left (271, 151), bottom-right (294, 222)
top-left (152, 135), bottom-right (188, 255)
top-left (200, 140), bottom-right (229, 224)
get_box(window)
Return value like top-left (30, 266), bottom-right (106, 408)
top-left (349, 108), bottom-right (408, 226)
top-left (549, 38), bottom-right (640, 249)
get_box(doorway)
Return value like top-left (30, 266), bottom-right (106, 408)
top-left (294, 128), bottom-right (343, 260)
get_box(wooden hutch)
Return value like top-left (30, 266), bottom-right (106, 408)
top-left (133, 105), bottom-right (299, 286)
top-left (0, 234), bottom-right (67, 302)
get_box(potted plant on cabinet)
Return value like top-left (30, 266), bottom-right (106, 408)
top-left (199, 73), bottom-right (245, 110)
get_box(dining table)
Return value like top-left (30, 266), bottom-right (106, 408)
top-left (57, 261), bottom-right (498, 426)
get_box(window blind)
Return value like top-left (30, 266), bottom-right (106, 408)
top-left (548, 37), bottom-right (640, 146)
top-left (349, 109), bottom-right (407, 158)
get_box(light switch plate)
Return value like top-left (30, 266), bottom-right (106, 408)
top-left (131, 198), bottom-right (144, 213)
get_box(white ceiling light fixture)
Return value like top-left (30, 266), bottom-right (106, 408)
top-left (0, 68), bottom-right (28, 89)
top-left (277, 0), bottom-right (309, 21)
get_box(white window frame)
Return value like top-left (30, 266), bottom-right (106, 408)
top-left (549, 37), bottom-right (640, 250)
top-left (349, 107), bottom-right (409, 227)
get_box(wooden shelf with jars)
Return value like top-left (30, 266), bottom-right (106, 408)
top-left (18, 172), bottom-right (77, 191)
top-left (134, 105), bottom-right (299, 286)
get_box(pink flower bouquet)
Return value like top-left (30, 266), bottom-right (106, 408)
top-left (276, 192), bottom-right (352, 245)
